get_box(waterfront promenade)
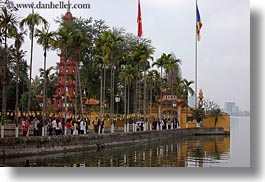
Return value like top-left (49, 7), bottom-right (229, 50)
top-left (0, 127), bottom-right (228, 158)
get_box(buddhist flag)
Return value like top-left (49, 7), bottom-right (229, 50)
top-left (196, 3), bottom-right (203, 41)
top-left (137, 0), bottom-right (142, 37)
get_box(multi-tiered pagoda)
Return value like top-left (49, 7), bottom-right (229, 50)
top-left (53, 8), bottom-right (78, 114)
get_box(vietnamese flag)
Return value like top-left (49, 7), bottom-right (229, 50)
top-left (137, 0), bottom-right (142, 37)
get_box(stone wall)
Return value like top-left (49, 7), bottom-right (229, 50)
top-left (0, 128), bottom-right (227, 158)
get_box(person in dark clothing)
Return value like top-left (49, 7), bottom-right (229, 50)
top-left (24, 160), bottom-right (31, 167)
top-left (37, 120), bottom-right (43, 136)
top-left (152, 119), bottom-right (157, 130)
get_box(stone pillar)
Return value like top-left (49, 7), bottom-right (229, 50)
top-left (41, 126), bottom-right (44, 136)
top-left (26, 126), bottom-right (30, 137)
top-left (15, 126), bottom-right (19, 138)
top-left (178, 107), bottom-right (181, 128)
top-left (111, 123), bottom-right (114, 133)
top-left (64, 125), bottom-right (67, 135)
top-left (98, 125), bottom-right (101, 134)
top-left (124, 123), bottom-right (127, 133)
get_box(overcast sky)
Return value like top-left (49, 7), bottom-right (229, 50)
top-left (13, 0), bottom-right (249, 111)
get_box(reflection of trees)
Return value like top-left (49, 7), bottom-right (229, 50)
top-left (2, 136), bottom-right (230, 167)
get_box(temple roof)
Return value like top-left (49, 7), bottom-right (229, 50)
top-left (63, 11), bottom-right (75, 21)
top-left (62, 0), bottom-right (75, 22)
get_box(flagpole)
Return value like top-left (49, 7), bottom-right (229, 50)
top-left (195, 0), bottom-right (198, 108)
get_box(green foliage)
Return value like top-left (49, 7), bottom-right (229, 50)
top-left (19, 92), bottom-right (40, 112)
top-left (191, 108), bottom-right (206, 123)
top-left (204, 99), bottom-right (223, 127)
top-left (0, 9), bottom-right (200, 119)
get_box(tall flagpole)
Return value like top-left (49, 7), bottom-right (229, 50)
top-left (195, 0), bottom-right (198, 108)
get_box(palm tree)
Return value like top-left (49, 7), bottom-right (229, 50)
top-left (39, 67), bottom-right (54, 117)
top-left (147, 69), bottom-right (160, 124)
top-left (20, 9), bottom-right (48, 113)
top-left (11, 30), bottom-right (26, 137)
top-left (94, 55), bottom-right (105, 125)
top-left (152, 53), bottom-right (170, 121)
top-left (71, 30), bottom-right (89, 120)
top-left (181, 78), bottom-right (195, 126)
top-left (165, 54), bottom-right (182, 119)
top-left (35, 25), bottom-right (56, 128)
top-left (0, 7), bottom-right (18, 137)
top-left (97, 31), bottom-right (123, 133)
top-left (181, 79), bottom-right (195, 104)
top-left (165, 54), bottom-right (181, 89)
top-left (133, 43), bottom-right (154, 130)
top-left (119, 65), bottom-right (137, 127)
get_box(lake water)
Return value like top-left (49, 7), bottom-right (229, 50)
top-left (1, 116), bottom-right (250, 167)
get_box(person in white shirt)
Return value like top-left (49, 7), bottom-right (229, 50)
top-left (52, 118), bottom-right (57, 135)
top-left (80, 118), bottom-right (86, 134)
top-left (33, 117), bottom-right (40, 136)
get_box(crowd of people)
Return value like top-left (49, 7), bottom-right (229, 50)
top-left (19, 117), bottom-right (89, 136)
top-left (151, 118), bottom-right (179, 130)
top-left (18, 116), bottom-right (180, 137)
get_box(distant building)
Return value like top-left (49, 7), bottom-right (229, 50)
top-left (224, 102), bottom-right (239, 115)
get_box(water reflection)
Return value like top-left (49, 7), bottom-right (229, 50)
top-left (2, 135), bottom-right (230, 167)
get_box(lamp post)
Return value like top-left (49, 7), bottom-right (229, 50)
top-left (111, 94), bottom-right (120, 133)
top-left (172, 101), bottom-right (177, 129)
top-left (115, 94), bottom-right (120, 114)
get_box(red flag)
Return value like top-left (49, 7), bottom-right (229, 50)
top-left (137, 0), bottom-right (142, 37)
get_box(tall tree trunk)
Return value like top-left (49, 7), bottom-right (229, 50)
top-left (133, 80), bottom-right (137, 122)
top-left (41, 48), bottom-right (47, 136)
top-left (99, 67), bottom-right (103, 121)
top-left (160, 67), bottom-right (163, 121)
top-left (1, 31), bottom-right (8, 138)
top-left (15, 54), bottom-right (19, 136)
top-left (215, 118), bottom-right (218, 128)
top-left (42, 49), bottom-right (47, 123)
top-left (165, 72), bottom-right (168, 118)
top-left (27, 28), bottom-right (34, 113)
top-left (143, 70), bottom-right (147, 130)
top-left (127, 85), bottom-right (130, 132)
top-left (149, 82), bottom-right (152, 126)
top-left (102, 66), bottom-right (106, 118)
top-left (78, 64), bottom-right (84, 120)
top-left (110, 65), bottom-right (114, 133)
top-left (123, 71), bottom-right (127, 132)
top-left (127, 85), bottom-right (130, 116)
top-left (63, 51), bottom-right (67, 126)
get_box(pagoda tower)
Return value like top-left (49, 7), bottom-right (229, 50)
top-left (53, 4), bottom-right (78, 114)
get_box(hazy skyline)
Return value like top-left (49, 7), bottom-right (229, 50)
top-left (11, 0), bottom-right (249, 111)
